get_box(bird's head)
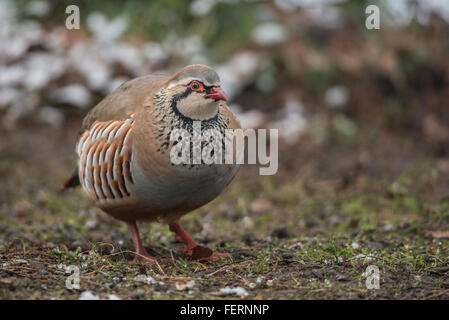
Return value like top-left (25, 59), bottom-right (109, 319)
top-left (163, 64), bottom-right (228, 121)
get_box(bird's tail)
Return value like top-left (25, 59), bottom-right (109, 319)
top-left (61, 168), bottom-right (80, 190)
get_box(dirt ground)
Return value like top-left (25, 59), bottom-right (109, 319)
top-left (1, 116), bottom-right (449, 300)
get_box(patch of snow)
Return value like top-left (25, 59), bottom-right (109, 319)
top-left (87, 12), bottom-right (127, 43)
top-left (383, 0), bottom-right (449, 26)
top-left (79, 291), bottom-right (99, 300)
top-left (25, 1), bottom-right (50, 17)
top-left (220, 286), bottom-right (249, 296)
top-left (134, 274), bottom-right (164, 285)
top-left (24, 53), bottom-right (66, 90)
top-left (39, 106), bottom-right (64, 127)
top-left (52, 84), bottom-right (91, 108)
top-left (251, 22), bottom-right (288, 46)
top-left (305, 6), bottom-right (342, 29)
top-left (234, 108), bottom-right (265, 129)
top-left (69, 43), bottom-right (111, 91)
top-left (216, 51), bottom-right (260, 99)
top-left (324, 85), bottom-right (349, 109)
top-left (0, 88), bottom-right (21, 108)
top-left (143, 42), bottom-right (168, 65)
top-left (268, 98), bottom-right (307, 144)
top-left (0, 65), bottom-right (27, 87)
top-left (274, 0), bottom-right (344, 12)
top-left (189, 0), bottom-right (217, 17)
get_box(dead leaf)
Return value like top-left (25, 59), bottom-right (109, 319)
top-left (250, 199), bottom-right (273, 213)
top-left (426, 230), bottom-right (449, 239)
top-left (190, 245), bottom-right (213, 259)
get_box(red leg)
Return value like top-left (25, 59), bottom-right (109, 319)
top-left (169, 221), bottom-right (229, 261)
top-left (128, 221), bottom-right (156, 263)
top-left (169, 221), bottom-right (198, 250)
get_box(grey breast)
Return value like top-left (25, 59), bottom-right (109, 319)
top-left (129, 150), bottom-right (239, 210)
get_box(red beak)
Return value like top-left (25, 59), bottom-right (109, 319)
top-left (205, 87), bottom-right (228, 101)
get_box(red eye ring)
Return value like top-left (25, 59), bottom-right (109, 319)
top-left (189, 81), bottom-right (205, 92)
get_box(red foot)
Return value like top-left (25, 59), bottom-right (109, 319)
top-left (169, 221), bottom-right (230, 262)
top-left (183, 245), bottom-right (230, 261)
top-left (199, 252), bottom-right (230, 261)
top-left (188, 245), bottom-right (213, 259)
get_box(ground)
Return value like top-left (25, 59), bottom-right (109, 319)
top-left (1, 119), bottom-right (449, 300)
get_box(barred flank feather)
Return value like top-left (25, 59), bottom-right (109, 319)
top-left (75, 116), bottom-right (135, 202)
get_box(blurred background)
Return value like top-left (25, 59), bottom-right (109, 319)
top-left (1, 0), bottom-right (449, 257)
top-left (2, 0), bottom-right (449, 300)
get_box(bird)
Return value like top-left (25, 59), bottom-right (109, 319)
top-left (62, 64), bottom-right (242, 263)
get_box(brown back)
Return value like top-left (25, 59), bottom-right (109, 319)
top-left (78, 74), bottom-right (168, 139)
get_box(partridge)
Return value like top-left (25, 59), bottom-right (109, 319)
top-left (63, 64), bottom-right (242, 263)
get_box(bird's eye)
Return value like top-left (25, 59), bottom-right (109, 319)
top-left (189, 81), bottom-right (204, 91)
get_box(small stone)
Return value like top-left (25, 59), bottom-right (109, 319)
top-left (104, 282), bottom-right (115, 289)
top-left (271, 227), bottom-right (289, 239)
top-left (84, 220), bottom-right (98, 230)
top-left (131, 289), bottom-right (145, 299)
top-left (336, 274), bottom-right (347, 281)
top-left (12, 259), bottom-right (28, 265)
top-left (231, 250), bottom-right (255, 259)
top-left (282, 252), bottom-right (294, 260)
top-left (186, 280), bottom-right (195, 289)
top-left (367, 242), bottom-right (384, 250)
top-left (175, 283), bottom-right (187, 291)
top-left (242, 233), bottom-right (257, 246)
top-left (312, 269), bottom-right (324, 280)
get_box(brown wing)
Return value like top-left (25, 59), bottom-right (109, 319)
top-left (62, 74), bottom-right (168, 190)
top-left (76, 117), bottom-right (134, 202)
top-left (78, 74), bottom-right (168, 138)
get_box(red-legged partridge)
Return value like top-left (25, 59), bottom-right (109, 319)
top-left (63, 64), bottom-right (241, 263)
